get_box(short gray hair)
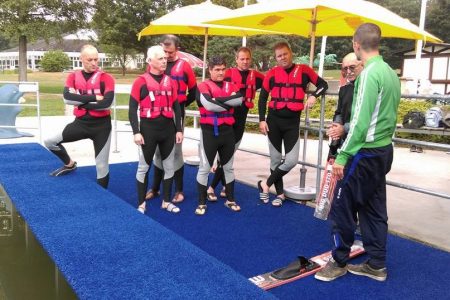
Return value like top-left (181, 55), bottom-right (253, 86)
top-left (146, 45), bottom-right (165, 63)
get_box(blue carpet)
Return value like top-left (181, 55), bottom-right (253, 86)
top-left (0, 143), bottom-right (274, 300)
top-left (78, 159), bottom-right (450, 300)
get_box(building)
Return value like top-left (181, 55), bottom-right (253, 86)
top-left (0, 30), bottom-right (145, 71)
top-left (400, 43), bottom-right (450, 95)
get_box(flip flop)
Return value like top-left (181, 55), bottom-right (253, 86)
top-left (219, 188), bottom-right (227, 198)
top-left (258, 180), bottom-right (269, 204)
top-left (145, 189), bottom-right (159, 200)
top-left (224, 201), bottom-right (241, 212)
top-left (195, 205), bottom-right (207, 215)
top-left (207, 192), bottom-right (218, 202)
top-left (272, 196), bottom-right (284, 207)
top-left (172, 192), bottom-right (184, 203)
top-left (161, 202), bottom-right (180, 213)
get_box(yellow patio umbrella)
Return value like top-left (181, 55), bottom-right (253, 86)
top-left (138, 0), bottom-right (288, 79)
top-left (206, 0), bottom-right (442, 201)
top-left (206, 0), bottom-right (442, 66)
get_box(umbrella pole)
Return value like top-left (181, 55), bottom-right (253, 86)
top-left (284, 107), bottom-right (316, 202)
top-left (308, 8), bottom-right (318, 67)
top-left (202, 28), bottom-right (209, 81)
top-left (299, 107), bottom-right (310, 189)
top-left (318, 36), bottom-right (327, 77)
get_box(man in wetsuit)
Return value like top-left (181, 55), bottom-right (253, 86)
top-left (195, 56), bottom-right (243, 215)
top-left (145, 35), bottom-right (197, 204)
top-left (45, 44), bottom-right (115, 188)
top-left (206, 47), bottom-right (264, 202)
top-left (129, 45), bottom-right (183, 214)
top-left (258, 42), bottom-right (328, 207)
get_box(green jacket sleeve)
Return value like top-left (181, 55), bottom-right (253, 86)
top-left (335, 69), bottom-right (379, 166)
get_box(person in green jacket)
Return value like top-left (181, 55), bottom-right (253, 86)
top-left (315, 23), bottom-right (401, 282)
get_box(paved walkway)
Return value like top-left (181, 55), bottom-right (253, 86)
top-left (3, 116), bottom-right (450, 252)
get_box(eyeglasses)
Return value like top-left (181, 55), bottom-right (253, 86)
top-left (342, 65), bottom-right (358, 72)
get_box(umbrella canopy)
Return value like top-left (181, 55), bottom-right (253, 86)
top-left (178, 51), bottom-right (204, 69)
top-left (206, 0), bottom-right (441, 42)
top-left (137, 0), bottom-right (284, 39)
top-left (138, 0), bottom-right (287, 78)
top-left (206, 0), bottom-right (442, 66)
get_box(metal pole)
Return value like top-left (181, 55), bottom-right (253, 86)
top-left (316, 94), bottom-right (326, 199)
top-left (242, 0), bottom-right (248, 47)
top-left (318, 36), bottom-right (327, 77)
top-left (36, 82), bottom-right (42, 145)
top-left (299, 108), bottom-right (309, 188)
top-left (202, 28), bottom-right (209, 81)
top-left (113, 95), bottom-right (119, 153)
top-left (414, 0), bottom-right (427, 93)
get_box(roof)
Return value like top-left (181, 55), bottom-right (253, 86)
top-left (3, 30), bottom-right (99, 53)
top-left (396, 42), bottom-right (450, 55)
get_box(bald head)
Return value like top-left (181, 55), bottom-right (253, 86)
top-left (80, 44), bottom-right (99, 73)
top-left (341, 52), bottom-right (363, 82)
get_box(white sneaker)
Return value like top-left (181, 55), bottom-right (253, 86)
top-left (137, 202), bottom-right (146, 214)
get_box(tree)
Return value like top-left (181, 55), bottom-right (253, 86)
top-left (0, 0), bottom-right (90, 81)
top-left (0, 34), bottom-right (12, 51)
top-left (40, 50), bottom-right (71, 72)
top-left (427, 0), bottom-right (450, 43)
top-left (92, 0), bottom-right (172, 75)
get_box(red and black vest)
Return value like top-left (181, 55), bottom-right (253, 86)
top-left (199, 80), bottom-right (235, 129)
top-left (269, 65), bottom-right (306, 112)
top-left (170, 59), bottom-right (189, 104)
top-left (229, 68), bottom-right (257, 109)
top-left (139, 73), bottom-right (175, 119)
top-left (73, 70), bottom-right (110, 118)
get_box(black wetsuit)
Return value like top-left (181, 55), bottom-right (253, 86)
top-left (44, 70), bottom-right (115, 188)
top-left (196, 80), bottom-right (242, 205)
top-left (209, 68), bottom-right (264, 191)
top-left (259, 64), bottom-right (328, 195)
top-left (129, 73), bottom-right (182, 206)
top-left (150, 59), bottom-right (197, 196)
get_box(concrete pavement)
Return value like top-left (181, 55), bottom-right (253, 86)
top-left (3, 116), bottom-right (450, 252)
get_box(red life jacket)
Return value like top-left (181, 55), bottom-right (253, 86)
top-left (73, 70), bottom-right (110, 118)
top-left (139, 73), bottom-right (175, 119)
top-left (229, 68), bottom-right (257, 109)
top-left (199, 80), bottom-right (235, 130)
top-left (170, 59), bottom-right (189, 104)
top-left (269, 65), bottom-right (306, 112)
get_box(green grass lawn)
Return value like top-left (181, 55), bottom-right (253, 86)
top-left (3, 71), bottom-right (448, 143)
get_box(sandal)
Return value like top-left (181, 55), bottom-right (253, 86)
top-left (224, 201), bottom-right (241, 212)
top-left (172, 192), bottom-right (184, 203)
top-left (161, 202), bottom-right (180, 213)
top-left (257, 180), bottom-right (269, 204)
top-left (272, 196), bottom-right (284, 207)
top-left (206, 191), bottom-right (218, 202)
top-left (219, 187), bottom-right (226, 198)
top-left (137, 202), bottom-right (146, 214)
top-left (145, 189), bottom-right (159, 200)
top-left (195, 205), bottom-right (207, 215)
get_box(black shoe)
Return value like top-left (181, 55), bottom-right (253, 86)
top-left (50, 162), bottom-right (77, 176)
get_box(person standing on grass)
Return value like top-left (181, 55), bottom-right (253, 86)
top-left (45, 44), bottom-right (115, 188)
top-left (145, 35), bottom-right (197, 204)
top-left (315, 23), bottom-right (401, 282)
top-left (129, 45), bottom-right (183, 214)
top-left (206, 47), bottom-right (264, 202)
top-left (257, 41), bottom-right (328, 207)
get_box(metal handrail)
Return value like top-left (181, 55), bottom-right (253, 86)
top-left (111, 90), bottom-right (450, 201)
